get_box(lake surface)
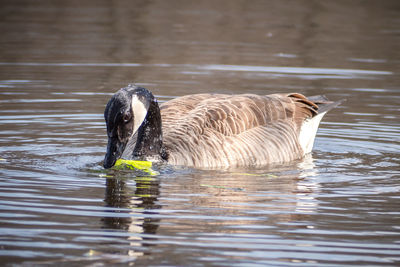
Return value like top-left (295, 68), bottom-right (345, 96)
top-left (1, 0), bottom-right (399, 266)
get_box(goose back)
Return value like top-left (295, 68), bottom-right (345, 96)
top-left (160, 93), bottom-right (322, 168)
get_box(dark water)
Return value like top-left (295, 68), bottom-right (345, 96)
top-left (1, 0), bottom-right (400, 266)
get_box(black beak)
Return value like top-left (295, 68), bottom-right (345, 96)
top-left (103, 137), bottom-right (125, 169)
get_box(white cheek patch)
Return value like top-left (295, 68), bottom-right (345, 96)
top-left (131, 95), bottom-right (148, 135)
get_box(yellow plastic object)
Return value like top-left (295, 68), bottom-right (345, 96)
top-left (113, 159), bottom-right (159, 176)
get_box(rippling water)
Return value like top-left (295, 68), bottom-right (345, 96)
top-left (1, 0), bottom-right (400, 266)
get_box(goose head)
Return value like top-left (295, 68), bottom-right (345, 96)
top-left (103, 85), bottom-right (165, 169)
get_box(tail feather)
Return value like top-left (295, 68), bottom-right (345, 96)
top-left (308, 95), bottom-right (346, 114)
top-left (299, 96), bottom-right (345, 154)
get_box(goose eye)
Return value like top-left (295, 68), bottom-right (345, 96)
top-left (123, 112), bottom-right (132, 123)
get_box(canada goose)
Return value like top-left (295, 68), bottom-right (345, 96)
top-left (103, 85), bottom-right (343, 169)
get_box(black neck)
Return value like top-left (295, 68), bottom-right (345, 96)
top-left (131, 100), bottom-right (167, 161)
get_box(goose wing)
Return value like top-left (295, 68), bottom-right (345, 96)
top-left (160, 93), bottom-right (320, 168)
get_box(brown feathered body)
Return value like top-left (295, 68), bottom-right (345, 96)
top-left (160, 93), bottom-right (329, 168)
top-left (103, 86), bottom-right (342, 169)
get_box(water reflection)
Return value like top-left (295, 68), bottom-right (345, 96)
top-left (296, 155), bottom-right (320, 214)
top-left (103, 175), bottom-right (160, 259)
top-left (166, 156), bottom-right (322, 233)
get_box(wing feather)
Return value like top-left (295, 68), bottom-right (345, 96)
top-left (160, 92), bottom-right (325, 168)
